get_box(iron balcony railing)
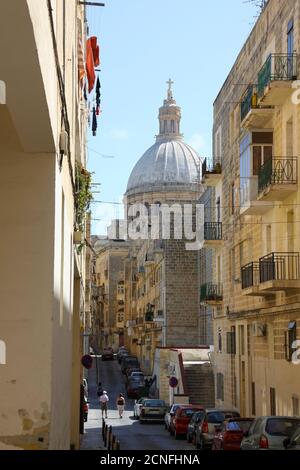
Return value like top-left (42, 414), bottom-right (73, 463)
top-left (257, 53), bottom-right (298, 99)
top-left (200, 283), bottom-right (223, 302)
top-left (259, 252), bottom-right (300, 283)
top-left (258, 157), bottom-right (298, 193)
top-left (204, 222), bottom-right (222, 241)
top-left (202, 158), bottom-right (222, 177)
top-left (241, 85), bottom-right (258, 122)
top-left (241, 262), bottom-right (260, 290)
top-left (145, 312), bottom-right (154, 322)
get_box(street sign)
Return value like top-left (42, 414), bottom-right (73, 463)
top-left (81, 354), bottom-right (93, 369)
top-left (169, 376), bottom-right (178, 388)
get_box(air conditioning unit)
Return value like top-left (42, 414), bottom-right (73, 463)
top-left (252, 321), bottom-right (267, 337)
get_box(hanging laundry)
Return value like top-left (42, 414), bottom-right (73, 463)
top-left (86, 38), bottom-right (96, 93)
top-left (78, 37), bottom-right (85, 82)
top-left (96, 76), bottom-right (101, 110)
top-left (90, 36), bottom-right (100, 67)
top-left (86, 36), bottom-right (100, 93)
top-left (92, 107), bottom-right (97, 136)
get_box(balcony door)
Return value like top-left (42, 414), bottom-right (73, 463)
top-left (240, 132), bottom-right (273, 204)
top-left (252, 132), bottom-right (273, 175)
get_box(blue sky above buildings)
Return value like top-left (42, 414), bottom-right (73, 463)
top-left (87, 0), bottom-right (257, 234)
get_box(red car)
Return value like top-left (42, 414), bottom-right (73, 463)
top-left (172, 405), bottom-right (205, 440)
top-left (212, 418), bottom-right (254, 451)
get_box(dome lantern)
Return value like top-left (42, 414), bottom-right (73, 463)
top-left (156, 79), bottom-right (183, 142)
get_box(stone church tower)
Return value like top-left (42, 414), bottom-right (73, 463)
top-left (123, 81), bottom-right (205, 351)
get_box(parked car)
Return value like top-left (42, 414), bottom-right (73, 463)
top-left (126, 377), bottom-right (145, 398)
top-left (140, 399), bottom-right (167, 423)
top-left (186, 410), bottom-right (206, 443)
top-left (121, 356), bottom-right (140, 374)
top-left (195, 409), bottom-right (240, 450)
top-left (125, 367), bottom-right (142, 379)
top-left (83, 396), bottom-right (89, 422)
top-left (165, 404), bottom-right (184, 432)
top-left (283, 426), bottom-right (300, 450)
top-left (133, 397), bottom-right (148, 419)
top-left (241, 416), bottom-right (300, 450)
top-left (128, 371), bottom-right (144, 382)
top-left (172, 405), bottom-right (205, 439)
top-left (102, 348), bottom-right (114, 361)
top-left (212, 418), bottom-right (254, 451)
top-left (117, 347), bottom-right (129, 362)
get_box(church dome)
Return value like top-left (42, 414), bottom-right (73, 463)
top-left (125, 80), bottom-right (201, 197)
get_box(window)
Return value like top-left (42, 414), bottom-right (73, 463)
top-left (251, 382), bottom-right (256, 416)
top-left (227, 327), bottom-right (236, 354)
top-left (270, 388), bottom-right (276, 416)
top-left (215, 126), bottom-right (222, 160)
top-left (216, 373), bottom-right (224, 401)
top-left (287, 19), bottom-right (294, 56)
top-left (292, 396), bottom-right (299, 416)
top-left (231, 183), bottom-right (235, 215)
top-left (285, 321), bottom-right (297, 362)
top-left (239, 325), bottom-right (245, 356)
top-left (216, 197), bottom-right (221, 222)
top-left (117, 285), bottom-right (124, 295)
top-left (240, 132), bottom-right (273, 180)
top-left (171, 120), bottom-right (175, 133)
top-left (218, 328), bottom-right (222, 352)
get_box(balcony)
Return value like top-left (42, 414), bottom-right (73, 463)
top-left (257, 157), bottom-right (298, 201)
top-left (240, 177), bottom-right (273, 216)
top-left (240, 85), bottom-right (274, 129)
top-left (241, 262), bottom-right (267, 297)
top-left (200, 283), bottom-right (223, 305)
top-left (257, 54), bottom-right (297, 106)
top-left (259, 252), bottom-right (300, 292)
top-left (200, 222), bottom-right (223, 249)
top-left (201, 158), bottom-right (222, 186)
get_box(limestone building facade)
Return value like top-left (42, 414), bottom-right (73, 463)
top-left (205, 0), bottom-right (300, 417)
top-left (0, 0), bottom-right (90, 449)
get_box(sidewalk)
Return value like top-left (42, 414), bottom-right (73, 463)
top-left (80, 356), bottom-right (106, 450)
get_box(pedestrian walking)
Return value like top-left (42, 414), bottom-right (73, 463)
top-left (99, 390), bottom-right (109, 419)
top-left (116, 393), bottom-right (125, 418)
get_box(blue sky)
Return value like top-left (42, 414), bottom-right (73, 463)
top-left (87, 0), bottom-right (257, 234)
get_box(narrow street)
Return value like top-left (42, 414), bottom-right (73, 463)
top-left (81, 356), bottom-right (193, 451)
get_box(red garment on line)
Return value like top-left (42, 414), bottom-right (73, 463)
top-left (90, 36), bottom-right (100, 67)
top-left (86, 36), bottom-right (100, 93)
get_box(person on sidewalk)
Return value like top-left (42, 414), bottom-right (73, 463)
top-left (116, 393), bottom-right (125, 419)
top-left (99, 390), bottom-right (109, 419)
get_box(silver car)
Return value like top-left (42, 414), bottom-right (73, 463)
top-left (241, 417), bottom-right (300, 450)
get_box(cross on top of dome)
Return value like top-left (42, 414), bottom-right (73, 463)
top-left (166, 78), bottom-right (174, 100)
